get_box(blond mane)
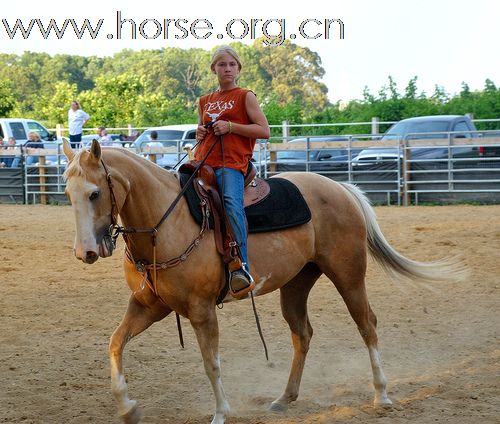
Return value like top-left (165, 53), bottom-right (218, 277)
top-left (63, 150), bottom-right (90, 180)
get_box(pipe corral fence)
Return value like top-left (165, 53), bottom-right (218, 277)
top-left (0, 122), bottom-right (499, 206)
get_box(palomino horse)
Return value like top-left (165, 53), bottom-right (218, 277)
top-left (62, 140), bottom-right (461, 424)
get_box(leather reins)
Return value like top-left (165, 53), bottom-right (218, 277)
top-left (99, 125), bottom-right (268, 359)
top-left (99, 132), bottom-right (220, 348)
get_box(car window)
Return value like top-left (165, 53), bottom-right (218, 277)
top-left (453, 121), bottom-right (472, 137)
top-left (276, 150), bottom-right (307, 160)
top-left (9, 122), bottom-right (27, 141)
top-left (27, 121), bottom-right (51, 140)
top-left (135, 130), bottom-right (187, 149)
top-left (185, 130), bottom-right (197, 140)
top-left (384, 121), bottom-right (451, 140)
top-left (136, 130), bottom-right (185, 143)
top-left (317, 149), bottom-right (348, 159)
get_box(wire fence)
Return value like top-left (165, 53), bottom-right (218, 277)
top-left (1, 130), bottom-right (499, 206)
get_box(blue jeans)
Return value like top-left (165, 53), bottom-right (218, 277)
top-left (69, 133), bottom-right (82, 149)
top-left (215, 168), bottom-right (248, 270)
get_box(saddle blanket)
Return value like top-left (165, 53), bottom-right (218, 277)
top-left (179, 174), bottom-right (311, 233)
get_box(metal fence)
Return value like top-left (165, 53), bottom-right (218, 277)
top-left (1, 134), bottom-right (499, 205)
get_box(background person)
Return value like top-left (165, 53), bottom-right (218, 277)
top-left (7, 137), bottom-right (19, 167)
top-left (25, 131), bottom-right (44, 165)
top-left (195, 45), bottom-right (270, 295)
top-left (97, 126), bottom-right (112, 146)
top-left (68, 100), bottom-right (89, 148)
top-left (2, 137), bottom-right (17, 167)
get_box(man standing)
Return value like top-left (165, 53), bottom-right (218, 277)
top-left (68, 101), bottom-right (89, 148)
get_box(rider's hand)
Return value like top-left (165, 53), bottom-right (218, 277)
top-left (196, 125), bottom-right (207, 141)
top-left (212, 120), bottom-right (230, 136)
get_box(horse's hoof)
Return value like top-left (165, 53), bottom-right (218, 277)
top-left (375, 400), bottom-right (402, 412)
top-left (374, 397), bottom-right (393, 408)
top-left (269, 401), bottom-right (288, 414)
top-left (121, 403), bottom-right (141, 424)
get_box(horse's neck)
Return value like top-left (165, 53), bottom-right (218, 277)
top-left (111, 152), bottom-right (181, 230)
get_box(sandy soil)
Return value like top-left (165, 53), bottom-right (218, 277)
top-left (0, 204), bottom-right (499, 424)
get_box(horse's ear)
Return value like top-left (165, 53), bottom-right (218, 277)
top-left (62, 138), bottom-right (75, 162)
top-left (90, 139), bottom-right (101, 161)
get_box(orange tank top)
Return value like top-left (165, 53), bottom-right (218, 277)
top-left (195, 87), bottom-right (255, 173)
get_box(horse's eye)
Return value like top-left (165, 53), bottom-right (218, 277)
top-left (89, 191), bottom-right (100, 201)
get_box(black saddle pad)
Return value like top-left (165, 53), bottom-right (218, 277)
top-left (179, 174), bottom-right (311, 233)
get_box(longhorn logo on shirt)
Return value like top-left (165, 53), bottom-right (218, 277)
top-left (206, 112), bottom-right (221, 122)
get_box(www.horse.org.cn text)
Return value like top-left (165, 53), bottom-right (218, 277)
top-left (1, 12), bottom-right (345, 46)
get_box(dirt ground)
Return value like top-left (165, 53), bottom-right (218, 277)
top-left (0, 204), bottom-right (499, 424)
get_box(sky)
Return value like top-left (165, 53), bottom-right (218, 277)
top-left (1, 0), bottom-right (499, 104)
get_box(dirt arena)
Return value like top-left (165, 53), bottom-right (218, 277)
top-left (0, 204), bottom-right (498, 424)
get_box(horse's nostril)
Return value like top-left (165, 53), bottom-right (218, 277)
top-left (86, 251), bottom-right (98, 263)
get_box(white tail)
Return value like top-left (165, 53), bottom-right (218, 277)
top-left (340, 183), bottom-right (467, 282)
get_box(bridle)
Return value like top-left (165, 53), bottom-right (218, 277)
top-left (96, 129), bottom-right (268, 358)
top-left (98, 132), bottom-right (221, 297)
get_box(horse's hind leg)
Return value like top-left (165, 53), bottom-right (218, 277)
top-left (270, 263), bottom-right (322, 413)
top-left (109, 295), bottom-right (171, 423)
top-left (322, 260), bottom-right (392, 407)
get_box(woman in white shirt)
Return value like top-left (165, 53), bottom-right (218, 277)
top-left (68, 101), bottom-right (90, 148)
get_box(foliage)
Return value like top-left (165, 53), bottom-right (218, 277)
top-left (1, 46), bottom-right (499, 134)
top-left (0, 79), bottom-right (16, 117)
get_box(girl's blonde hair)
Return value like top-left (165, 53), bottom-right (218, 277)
top-left (210, 46), bottom-right (242, 71)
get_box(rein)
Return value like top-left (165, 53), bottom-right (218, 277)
top-left (101, 133), bottom-right (221, 278)
top-left (99, 126), bottom-right (268, 359)
top-left (100, 136), bottom-right (220, 349)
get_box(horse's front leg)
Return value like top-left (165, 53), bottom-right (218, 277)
top-left (109, 294), bottom-right (171, 424)
top-left (190, 304), bottom-right (230, 424)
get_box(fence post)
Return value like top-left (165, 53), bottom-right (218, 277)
top-left (371, 117), bottom-right (380, 136)
top-left (39, 155), bottom-right (47, 205)
top-left (128, 124), bottom-right (133, 137)
top-left (282, 120), bottom-right (289, 141)
top-left (56, 124), bottom-right (64, 138)
top-left (401, 139), bottom-right (410, 206)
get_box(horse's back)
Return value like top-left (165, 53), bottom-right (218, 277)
top-left (272, 172), bottom-right (365, 225)
top-left (273, 172), bottom-right (368, 255)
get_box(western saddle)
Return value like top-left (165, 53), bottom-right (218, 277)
top-left (178, 160), bottom-right (270, 299)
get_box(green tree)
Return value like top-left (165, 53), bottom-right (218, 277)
top-left (35, 81), bottom-right (78, 127)
top-left (253, 39), bottom-right (328, 113)
top-left (0, 80), bottom-right (16, 117)
top-left (79, 73), bottom-right (144, 128)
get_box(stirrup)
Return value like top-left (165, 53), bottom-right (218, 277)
top-left (229, 266), bottom-right (255, 300)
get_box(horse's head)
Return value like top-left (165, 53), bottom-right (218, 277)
top-left (63, 139), bottom-right (125, 264)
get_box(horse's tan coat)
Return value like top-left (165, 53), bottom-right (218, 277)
top-left (62, 140), bottom-right (463, 424)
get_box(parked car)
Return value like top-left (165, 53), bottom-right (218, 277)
top-left (0, 118), bottom-right (57, 144)
top-left (266, 137), bottom-right (362, 175)
top-left (383, 114), bottom-right (500, 158)
top-left (0, 118), bottom-right (65, 167)
top-left (82, 133), bottom-right (124, 148)
top-left (381, 115), bottom-right (478, 141)
top-left (357, 115), bottom-right (500, 168)
top-left (478, 130), bottom-right (500, 158)
top-left (132, 124), bottom-right (197, 169)
top-left (352, 148), bottom-right (401, 167)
